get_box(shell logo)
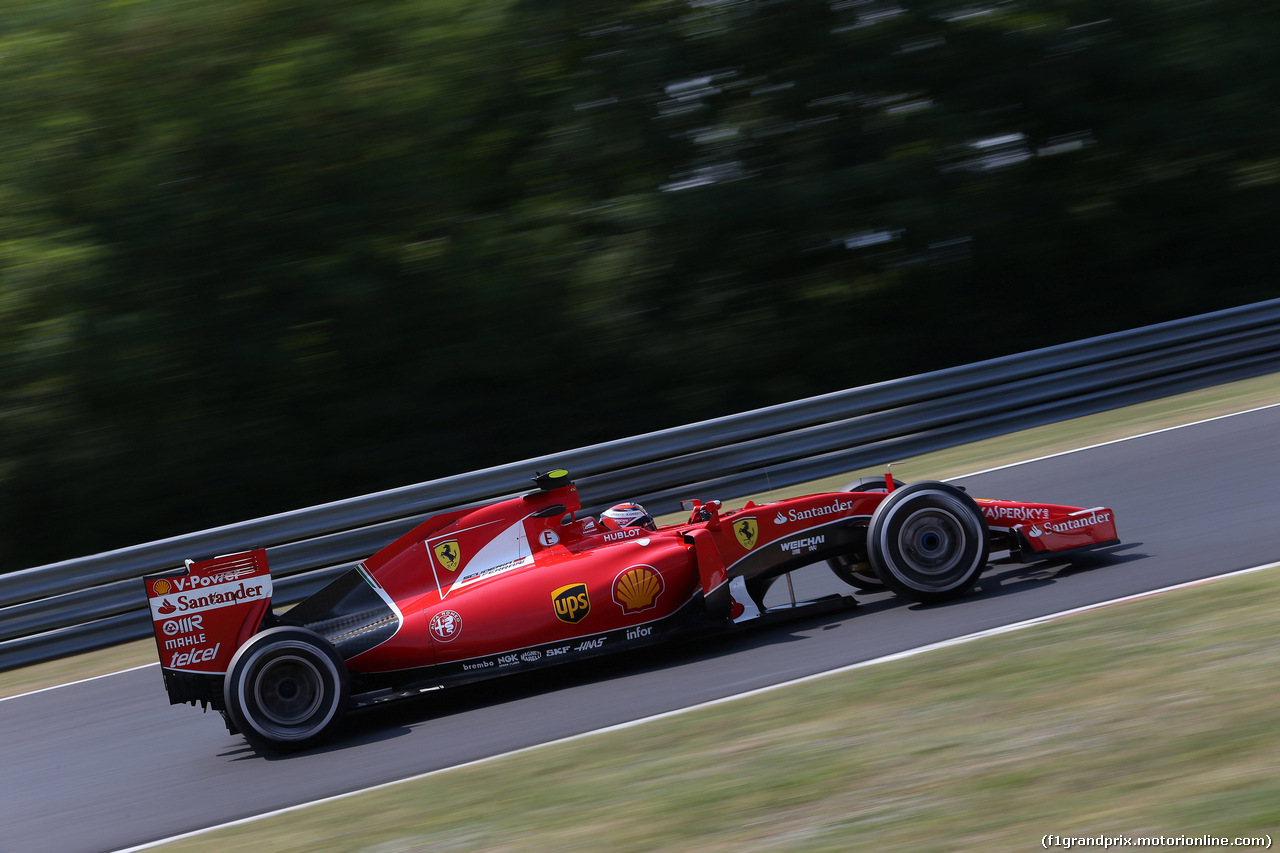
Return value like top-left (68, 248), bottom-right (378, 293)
top-left (152, 579), bottom-right (172, 596)
top-left (612, 566), bottom-right (664, 615)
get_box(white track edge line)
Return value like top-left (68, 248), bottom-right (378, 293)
top-left (110, 558), bottom-right (1280, 853)
top-left (9, 398), bottom-right (1279, 706)
top-left (0, 662), bottom-right (157, 704)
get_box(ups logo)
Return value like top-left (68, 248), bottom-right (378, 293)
top-left (552, 583), bottom-right (591, 624)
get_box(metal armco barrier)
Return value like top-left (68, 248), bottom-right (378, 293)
top-left (5, 298), bottom-right (1280, 670)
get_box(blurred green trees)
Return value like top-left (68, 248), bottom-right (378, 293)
top-left (1, 0), bottom-right (1276, 568)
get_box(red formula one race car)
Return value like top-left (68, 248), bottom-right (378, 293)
top-left (144, 470), bottom-right (1118, 751)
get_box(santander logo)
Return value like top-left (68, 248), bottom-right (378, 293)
top-left (1041, 511), bottom-right (1111, 535)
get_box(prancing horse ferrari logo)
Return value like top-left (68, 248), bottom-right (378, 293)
top-left (433, 540), bottom-right (462, 572)
top-left (734, 517), bottom-right (759, 550)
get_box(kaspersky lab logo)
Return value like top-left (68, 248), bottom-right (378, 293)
top-left (433, 540), bottom-right (462, 572)
top-left (734, 517), bottom-right (759, 550)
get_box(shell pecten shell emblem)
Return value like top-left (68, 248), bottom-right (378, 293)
top-left (612, 565), bottom-right (665, 615)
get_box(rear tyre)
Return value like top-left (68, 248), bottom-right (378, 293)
top-left (224, 627), bottom-right (349, 752)
top-left (827, 476), bottom-right (906, 592)
top-left (867, 481), bottom-right (988, 604)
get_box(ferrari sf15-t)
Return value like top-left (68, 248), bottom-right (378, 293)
top-left (144, 470), bottom-right (1119, 750)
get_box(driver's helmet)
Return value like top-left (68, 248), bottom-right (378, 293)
top-left (600, 502), bottom-right (656, 532)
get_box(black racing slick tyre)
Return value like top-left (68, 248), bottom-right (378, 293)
top-left (866, 481), bottom-right (989, 604)
top-left (827, 476), bottom-right (906, 592)
top-left (223, 627), bottom-right (350, 752)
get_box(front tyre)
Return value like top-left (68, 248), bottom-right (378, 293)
top-left (827, 476), bottom-right (905, 592)
top-left (867, 481), bottom-right (988, 604)
top-left (224, 627), bottom-right (349, 752)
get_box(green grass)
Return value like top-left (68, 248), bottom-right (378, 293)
top-left (4, 370), bottom-right (1279, 701)
top-left (154, 564), bottom-right (1280, 852)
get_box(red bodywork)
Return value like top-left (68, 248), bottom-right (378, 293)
top-left (145, 474), bottom-right (1118, 712)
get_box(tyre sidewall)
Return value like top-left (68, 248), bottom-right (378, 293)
top-left (224, 627), bottom-right (349, 752)
top-left (826, 476), bottom-right (906, 591)
top-left (839, 475), bottom-right (905, 494)
top-left (867, 481), bottom-right (988, 603)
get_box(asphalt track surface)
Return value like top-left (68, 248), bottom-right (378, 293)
top-left (4, 405), bottom-right (1280, 853)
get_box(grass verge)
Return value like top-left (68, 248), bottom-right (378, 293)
top-left (156, 564), bottom-right (1280, 852)
top-left (4, 370), bottom-right (1278, 701)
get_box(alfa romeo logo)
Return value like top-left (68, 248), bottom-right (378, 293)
top-left (429, 610), bottom-right (463, 642)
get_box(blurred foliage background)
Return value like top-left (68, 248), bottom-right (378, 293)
top-left (1, 0), bottom-right (1277, 570)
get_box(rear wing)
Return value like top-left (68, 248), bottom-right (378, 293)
top-left (143, 549), bottom-right (273, 707)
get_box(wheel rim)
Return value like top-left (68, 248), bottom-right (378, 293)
top-left (895, 508), bottom-right (966, 580)
top-left (252, 654), bottom-right (325, 728)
